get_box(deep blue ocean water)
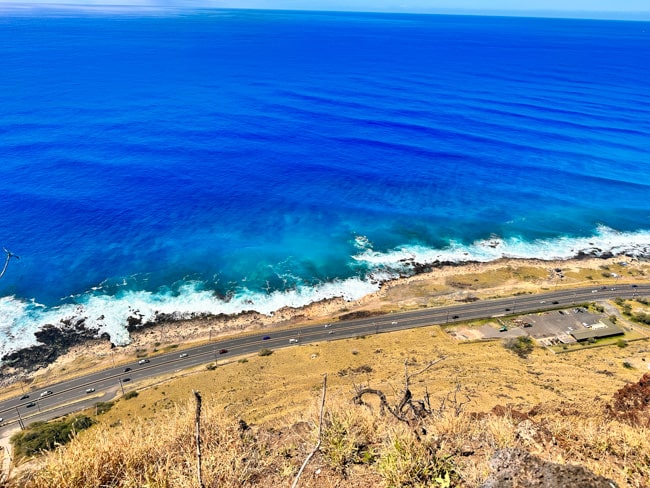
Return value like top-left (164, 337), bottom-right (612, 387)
top-left (1, 8), bottom-right (650, 355)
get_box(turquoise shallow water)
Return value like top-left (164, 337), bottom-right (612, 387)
top-left (1, 9), bottom-right (650, 355)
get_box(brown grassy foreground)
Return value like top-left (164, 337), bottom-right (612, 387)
top-left (6, 323), bottom-right (650, 488)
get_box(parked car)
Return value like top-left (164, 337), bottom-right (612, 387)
top-left (138, 359), bottom-right (150, 365)
top-left (85, 388), bottom-right (95, 394)
top-left (219, 349), bottom-right (228, 354)
top-left (179, 353), bottom-right (188, 358)
top-left (40, 390), bottom-right (53, 397)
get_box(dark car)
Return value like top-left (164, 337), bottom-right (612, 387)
top-left (20, 394), bottom-right (29, 400)
top-left (26, 401), bottom-right (36, 408)
top-left (262, 336), bottom-right (271, 340)
top-left (122, 378), bottom-right (131, 382)
top-left (219, 349), bottom-right (228, 354)
top-left (124, 367), bottom-right (131, 372)
top-left (552, 301), bottom-right (559, 304)
top-left (452, 315), bottom-right (459, 319)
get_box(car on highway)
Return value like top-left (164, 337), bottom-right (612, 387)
top-left (179, 353), bottom-right (188, 358)
top-left (85, 388), bottom-right (95, 394)
top-left (122, 378), bottom-right (131, 382)
top-left (219, 349), bottom-right (228, 354)
top-left (138, 359), bottom-right (150, 365)
top-left (262, 336), bottom-right (271, 340)
top-left (40, 390), bottom-right (53, 397)
top-left (552, 301), bottom-right (559, 304)
top-left (452, 315), bottom-right (459, 319)
top-left (324, 324), bottom-right (331, 328)
top-left (20, 394), bottom-right (29, 400)
top-left (26, 401), bottom-right (36, 408)
top-left (124, 367), bottom-right (131, 372)
top-left (289, 338), bottom-right (298, 344)
top-left (0, 417), bottom-right (3, 423)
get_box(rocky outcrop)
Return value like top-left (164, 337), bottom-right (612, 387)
top-left (0, 319), bottom-right (99, 373)
top-left (481, 448), bottom-right (617, 488)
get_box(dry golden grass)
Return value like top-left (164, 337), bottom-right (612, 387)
top-left (8, 318), bottom-right (650, 487)
top-left (11, 384), bottom-right (650, 488)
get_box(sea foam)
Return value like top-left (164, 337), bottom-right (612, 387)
top-left (3, 226), bottom-right (650, 360)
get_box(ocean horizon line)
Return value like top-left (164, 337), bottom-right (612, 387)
top-left (1, 4), bottom-right (650, 22)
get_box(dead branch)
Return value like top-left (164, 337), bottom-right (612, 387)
top-left (353, 357), bottom-right (447, 424)
top-left (193, 390), bottom-right (205, 488)
top-left (292, 374), bottom-right (327, 488)
top-left (353, 387), bottom-right (407, 422)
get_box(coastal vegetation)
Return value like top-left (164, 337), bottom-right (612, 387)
top-left (10, 415), bottom-right (94, 459)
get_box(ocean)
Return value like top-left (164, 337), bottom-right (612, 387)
top-left (1, 8), bottom-right (650, 357)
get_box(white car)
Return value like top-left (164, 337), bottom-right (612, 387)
top-left (179, 353), bottom-right (188, 358)
top-left (289, 338), bottom-right (299, 344)
top-left (85, 388), bottom-right (95, 394)
top-left (138, 359), bottom-right (150, 365)
top-left (0, 417), bottom-right (3, 423)
top-left (40, 390), bottom-right (53, 397)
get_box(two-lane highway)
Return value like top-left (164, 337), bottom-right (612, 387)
top-left (2, 283), bottom-right (649, 431)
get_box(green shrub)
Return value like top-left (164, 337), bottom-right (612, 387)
top-left (504, 336), bottom-right (535, 358)
top-left (238, 358), bottom-right (249, 363)
top-left (206, 363), bottom-right (217, 370)
top-left (258, 348), bottom-right (273, 357)
top-left (617, 339), bottom-right (628, 348)
top-left (123, 390), bottom-right (139, 400)
top-left (94, 401), bottom-right (115, 415)
top-left (377, 429), bottom-right (456, 487)
top-left (11, 415), bottom-right (95, 458)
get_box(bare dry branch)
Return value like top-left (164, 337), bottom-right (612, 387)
top-left (193, 390), bottom-right (205, 488)
top-left (292, 374), bottom-right (328, 488)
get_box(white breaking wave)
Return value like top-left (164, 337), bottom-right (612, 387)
top-left (353, 225), bottom-right (650, 270)
top-left (0, 275), bottom-right (381, 358)
top-left (2, 225), bottom-right (650, 360)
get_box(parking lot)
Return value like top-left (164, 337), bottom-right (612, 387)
top-left (447, 307), bottom-right (608, 344)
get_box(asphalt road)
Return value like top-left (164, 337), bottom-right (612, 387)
top-left (1, 282), bottom-right (649, 432)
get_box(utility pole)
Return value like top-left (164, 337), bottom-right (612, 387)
top-left (15, 406), bottom-right (25, 430)
top-left (119, 379), bottom-right (125, 396)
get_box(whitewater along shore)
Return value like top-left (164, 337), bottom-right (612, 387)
top-left (1, 254), bottom-right (649, 393)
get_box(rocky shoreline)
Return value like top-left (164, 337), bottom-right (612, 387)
top-left (1, 254), bottom-right (647, 388)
